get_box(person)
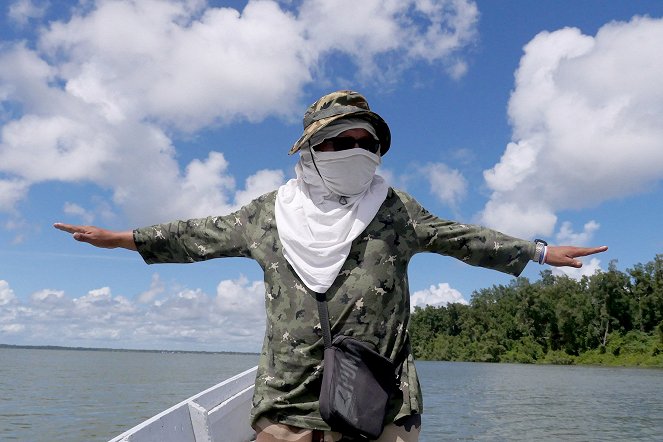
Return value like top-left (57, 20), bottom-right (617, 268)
top-left (55, 90), bottom-right (608, 442)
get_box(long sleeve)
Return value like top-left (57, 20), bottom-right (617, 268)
top-left (396, 190), bottom-right (535, 276)
top-left (133, 197), bottom-right (266, 265)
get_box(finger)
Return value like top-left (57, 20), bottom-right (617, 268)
top-left (568, 259), bottom-right (583, 268)
top-left (72, 232), bottom-right (89, 241)
top-left (53, 223), bottom-right (85, 234)
top-left (571, 246), bottom-right (608, 258)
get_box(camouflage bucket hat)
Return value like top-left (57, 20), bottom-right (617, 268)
top-left (289, 90), bottom-right (391, 156)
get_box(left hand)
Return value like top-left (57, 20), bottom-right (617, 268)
top-left (545, 245), bottom-right (608, 268)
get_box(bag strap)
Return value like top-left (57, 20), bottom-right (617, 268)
top-left (315, 292), bottom-right (333, 349)
top-left (394, 335), bottom-right (409, 366)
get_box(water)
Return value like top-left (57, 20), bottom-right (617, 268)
top-left (0, 348), bottom-right (258, 442)
top-left (415, 361), bottom-right (663, 441)
top-left (1, 349), bottom-right (662, 441)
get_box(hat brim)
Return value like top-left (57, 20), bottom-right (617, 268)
top-left (289, 110), bottom-right (391, 156)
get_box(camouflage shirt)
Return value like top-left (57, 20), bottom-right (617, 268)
top-left (133, 188), bottom-right (535, 430)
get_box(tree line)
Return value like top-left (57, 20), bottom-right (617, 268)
top-left (410, 255), bottom-right (663, 366)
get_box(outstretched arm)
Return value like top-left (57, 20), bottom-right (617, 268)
top-left (544, 245), bottom-right (608, 268)
top-left (53, 223), bottom-right (137, 251)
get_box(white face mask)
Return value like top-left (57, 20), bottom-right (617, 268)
top-left (309, 148), bottom-right (381, 197)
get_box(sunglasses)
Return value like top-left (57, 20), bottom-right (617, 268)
top-left (314, 136), bottom-right (381, 154)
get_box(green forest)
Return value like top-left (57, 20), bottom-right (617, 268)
top-left (410, 255), bottom-right (663, 366)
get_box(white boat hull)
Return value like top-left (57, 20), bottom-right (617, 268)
top-left (109, 365), bottom-right (258, 442)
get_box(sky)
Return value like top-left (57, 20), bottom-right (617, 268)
top-left (0, 0), bottom-right (662, 353)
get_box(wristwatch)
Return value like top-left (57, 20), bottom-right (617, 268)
top-left (533, 239), bottom-right (548, 264)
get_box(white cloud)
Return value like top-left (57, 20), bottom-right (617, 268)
top-left (0, 323), bottom-right (25, 334)
top-left (114, 150), bottom-right (285, 224)
top-left (552, 257), bottom-right (603, 280)
top-left (446, 59), bottom-right (469, 80)
top-left (234, 169), bottom-right (286, 208)
top-left (214, 276), bottom-right (267, 342)
top-left (31, 288), bottom-right (66, 303)
top-left (0, 0), bottom-right (479, 225)
top-left (8, 0), bottom-right (47, 26)
top-left (480, 199), bottom-right (557, 241)
top-left (410, 282), bottom-right (468, 311)
top-left (0, 276), bottom-right (266, 352)
top-left (478, 17), bottom-right (663, 238)
top-left (301, 0), bottom-right (478, 80)
top-left (0, 179), bottom-right (29, 212)
top-left (555, 220), bottom-right (599, 246)
top-left (422, 162), bottom-right (467, 208)
top-left (63, 202), bottom-right (95, 224)
top-left (405, 0), bottom-right (479, 62)
top-left (167, 151), bottom-right (237, 219)
top-left (0, 280), bottom-right (17, 306)
top-left (2, 216), bottom-right (32, 244)
top-left (38, 0), bottom-right (310, 131)
top-left (1, 114), bottom-right (113, 183)
top-left (377, 166), bottom-right (411, 191)
top-left (138, 273), bottom-right (165, 304)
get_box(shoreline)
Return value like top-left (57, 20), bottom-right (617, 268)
top-left (0, 343), bottom-right (259, 356)
top-left (4, 343), bottom-right (660, 368)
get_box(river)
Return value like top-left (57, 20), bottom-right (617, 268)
top-left (1, 348), bottom-right (661, 441)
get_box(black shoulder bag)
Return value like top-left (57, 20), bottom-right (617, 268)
top-left (315, 292), bottom-right (407, 440)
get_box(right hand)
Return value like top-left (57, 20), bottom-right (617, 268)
top-left (53, 223), bottom-right (137, 250)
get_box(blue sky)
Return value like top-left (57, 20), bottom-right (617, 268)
top-left (1, 0), bottom-right (661, 352)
